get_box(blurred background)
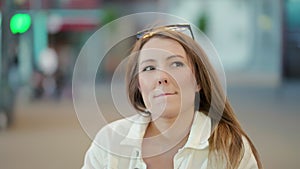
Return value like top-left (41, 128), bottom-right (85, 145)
top-left (0, 0), bottom-right (299, 169)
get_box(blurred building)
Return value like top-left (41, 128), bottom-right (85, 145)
top-left (0, 0), bottom-right (300, 125)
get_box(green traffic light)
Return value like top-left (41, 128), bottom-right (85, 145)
top-left (10, 13), bottom-right (31, 34)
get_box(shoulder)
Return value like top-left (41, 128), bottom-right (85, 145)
top-left (82, 114), bottom-right (148, 168)
top-left (93, 113), bottom-right (150, 147)
top-left (94, 114), bottom-right (141, 140)
top-left (82, 114), bottom-right (145, 160)
top-left (238, 136), bottom-right (260, 169)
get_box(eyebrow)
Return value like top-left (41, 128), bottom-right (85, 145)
top-left (140, 59), bottom-right (155, 65)
top-left (167, 55), bottom-right (184, 60)
top-left (140, 55), bottom-right (184, 65)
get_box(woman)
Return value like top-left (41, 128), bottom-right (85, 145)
top-left (82, 24), bottom-right (263, 169)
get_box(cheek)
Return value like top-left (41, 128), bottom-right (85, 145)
top-left (139, 74), bottom-right (152, 92)
top-left (138, 74), bottom-right (156, 109)
top-left (172, 69), bottom-right (197, 90)
top-left (138, 74), bottom-right (155, 100)
top-left (174, 71), bottom-right (197, 109)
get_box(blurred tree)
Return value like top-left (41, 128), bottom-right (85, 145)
top-left (197, 14), bottom-right (208, 33)
top-left (101, 7), bottom-right (119, 26)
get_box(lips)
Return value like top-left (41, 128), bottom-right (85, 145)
top-left (153, 91), bottom-right (178, 98)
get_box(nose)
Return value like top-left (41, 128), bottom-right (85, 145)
top-left (158, 79), bottom-right (168, 85)
top-left (157, 70), bottom-right (169, 85)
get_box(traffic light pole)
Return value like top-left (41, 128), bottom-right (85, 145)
top-left (1, 0), bottom-right (14, 82)
top-left (0, 0), bottom-right (16, 128)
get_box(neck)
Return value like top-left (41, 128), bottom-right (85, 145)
top-left (142, 108), bottom-right (195, 158)
top-left (145, 108), bottom-right (195, 140)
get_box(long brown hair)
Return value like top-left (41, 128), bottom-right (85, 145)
top-left (126, 27), bottom-right (263, 169)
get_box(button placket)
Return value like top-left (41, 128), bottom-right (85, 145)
top-left (129, 148), bottom-right (146, 169)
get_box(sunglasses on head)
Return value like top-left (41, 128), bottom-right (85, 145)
top-left (136, 24), bottom-right (195, 40)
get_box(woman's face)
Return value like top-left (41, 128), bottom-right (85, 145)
top-left (138, 37), bottom-right (199, 119)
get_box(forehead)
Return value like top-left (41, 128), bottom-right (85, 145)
top-left (139, 37), bottom-right (187, 60)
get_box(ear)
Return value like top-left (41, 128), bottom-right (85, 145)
top-left (137, 81), bottom-right (141, 90)
top-left (137, 82), bottom-right (143, 94)
top-left (196, 83), bottom-right (201, 92)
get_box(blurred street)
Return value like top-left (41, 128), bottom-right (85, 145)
top-left (1, 0), bottom-right (300, 169)
top-left (0, 82), bottom-right (299, 169)
top-left (228, 82), bottom-right (300, 169)
top-left (0, 89), bottom-right (90, 169)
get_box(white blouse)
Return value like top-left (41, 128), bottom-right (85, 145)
top-left (82, 111), bottom-right (259, 169)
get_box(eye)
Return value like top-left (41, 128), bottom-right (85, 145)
top-left (142, 65), bottom-right (155, 72)
top-left (171, 61), bottom-right (184, 67)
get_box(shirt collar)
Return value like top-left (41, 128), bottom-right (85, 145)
top-left (120, 111), bottom-right (211, 150)
top-left (120, 114), bottom-right (150, 147)
top-left (184, 111), bottom-right (211, 150)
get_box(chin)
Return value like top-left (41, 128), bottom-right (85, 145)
top-left (153, 108), bottom-right (180, 119)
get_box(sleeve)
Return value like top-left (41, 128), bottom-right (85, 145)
top-left (81, 142), bottom-right (106, 169)
top-left (238, 137), bottom-right (260, 169)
